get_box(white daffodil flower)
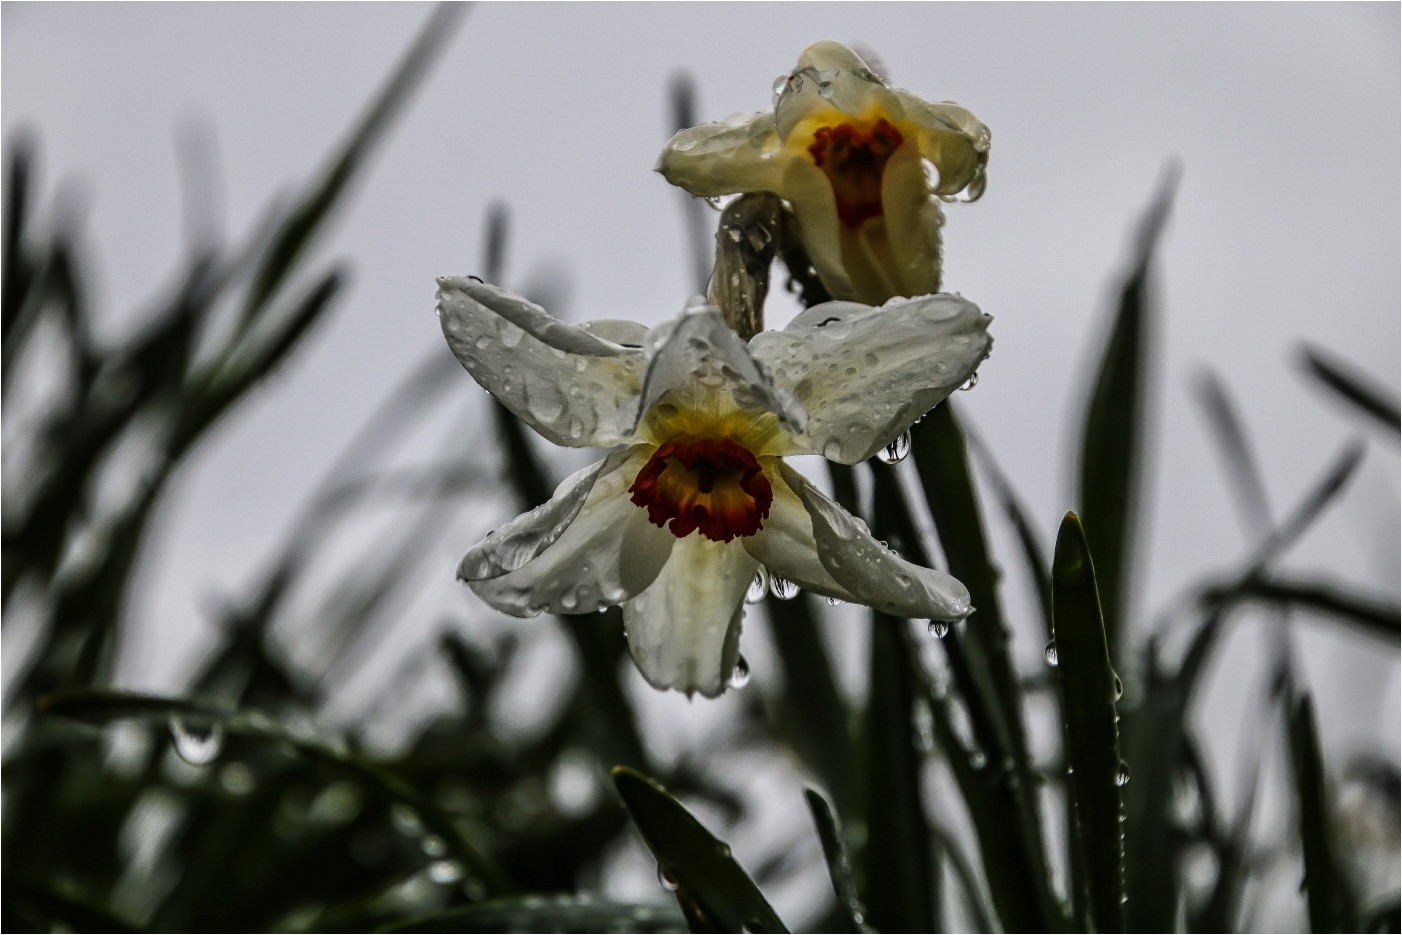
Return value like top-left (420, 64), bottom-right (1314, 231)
top-left (439, 277), bottom-right (992, 698)
top-left (657, 41), bottom-right (989, 305)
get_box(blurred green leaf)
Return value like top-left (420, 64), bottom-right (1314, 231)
top-left (1301, 344), bottom-right (1400, 435)
top-left (1210, 576), bottom-right (1399, 645)
top-left (1075, 166), bottom-right (1178, 659)
top-left (1051, 512), bottom-right (1125, 933)
top-left (803, 788), bottom-right (869, 933)
top-left (863, 613), bottom-right (938, 932)
top-left (1288, 694), bottom-right (1358, 933)
top-left (612, 767), bottom-right (788, 934)
top-left (2, 874), bottom-right (140, 933)
top-left (377, 895), bottom-right (688, 933)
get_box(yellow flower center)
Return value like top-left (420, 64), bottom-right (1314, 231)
top-left (628, 436), bottom-right (772, 542)
top-left (806, 117), bottom-right (905, 228)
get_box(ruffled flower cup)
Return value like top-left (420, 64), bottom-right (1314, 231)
top-left (439, 278), bottom-right (992, 697)
top-left (657, 41), bottom-right (990, 305)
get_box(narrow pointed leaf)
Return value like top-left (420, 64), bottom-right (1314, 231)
top-left (377, 896), bottom-right (688, 934)
top-left (612, 767), bottom-right (788, 934)
top-left (1288, 694), bottom-right (1358, 933)
top-left (1075, 168), bottom-right (1177, 658)
top-left (1051, 512), bottom-right (1125, 932)
top-left (1301, 345), bottom-right (1400, 434)
top-left (803, 788), bottom-right (870, 933)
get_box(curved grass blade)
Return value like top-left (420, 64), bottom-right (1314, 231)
top-left (2, 874), bottom-right (140, 933)
top-left (241, 3), bottom-right (465, 322)
top-left (1215, 576), bottom-right (1399, 645)
top-left (1288, 694), bottom-right (1358, 933)
top-left (1051, 512), bottom-right (1125, 933)
top-left (36, 689), bottom-right (511, 897)
top-left (864, 612), bottom-right (937, 933)
top-left (612, 767), bottom-right (787, 934)
top-left (803, 788), bottom-right (871, 933)
top-left (1075, 166), bottom-right (1178, 658)
top-left (377, 895), bottom-right (688, 934)
top-left (1301, 344), bottom-right (1400, 435)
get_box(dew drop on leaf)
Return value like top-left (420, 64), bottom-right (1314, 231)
top-left (1043, 640), bottom-right (1059, 667)
top-left (428, 859), bottom-right (464, 884)
top-left (170, 717), bottom-right (223, 766)
top-left (877, 430), bottom-right (911, 464)
top-left (769, 574), bottom-right (798, 600)
top-left (928, 619), bottom-right (950, 639)
top-left (728, 655), bottom-right (751, 689)
top-left (657, 865), bottom-right (679, 891)
top-left (1116, 761), bottom-right (1131, 787)
top-left (1112, 673), bottom-right (1124, 702)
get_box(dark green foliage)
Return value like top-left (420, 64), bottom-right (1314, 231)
top-left (5, 19), bottom-right (1396, 935)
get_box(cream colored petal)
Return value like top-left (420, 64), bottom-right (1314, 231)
top-left (779, 158), bottom-right (856, 301)
top-left (635, 303), bottom-right (807, 437)
top-left (742, 465), bottom-right (858, 603)
top-left (779, 462), bottom-right (971, 620)
top-left (776, 41), bottom-right (902, 140)
top-left (656, 110), bottom-right (785, 198)
top-left (622, 535), bottom-right (758, 698)
top-left (748, 293), bottom-right (992, 464)
top-left (878, 141), bottom-right (944, 298)
top-left (461, 447), bottom-right (674, 617)
top-left (893, 89), bottom-right (991, 202)
top-left (438, 278), bottom-right (646, 448)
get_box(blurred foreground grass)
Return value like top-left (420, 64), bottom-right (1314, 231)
top-left (4, 10), bottom-right (1398, 933)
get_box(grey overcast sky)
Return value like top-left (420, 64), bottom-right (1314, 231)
top-left (4, 3), bottom-right (1397, 769)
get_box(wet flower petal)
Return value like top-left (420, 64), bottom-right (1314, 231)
top-left (748, 293), bottom-right (992, 464)
top-left (622, 534), bottom-right (758, 698)
top-left (438, 277), bottom-right (646, 448)
top-left (779, 462), bottom-right (971, 620)
top-left (742, 467), bottom-right (858, 603)
top-left (462, 447), bottom-right (675, 616)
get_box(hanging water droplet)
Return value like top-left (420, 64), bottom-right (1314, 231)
top-left (170, 717), bottom-right (223, 766)
top-left (390, 802), bottom-right (424, 837)
top-left (728, 656), bottom-right (751, 689)
top-left (1112, 673), bottom-right (1124, 702)
top-left (657, 865), bottom-right (679, 892)
top-left (959, 371), bottom-right (980, 391)
top-left (928, 619), bottom-right (950, 639)
top-left (826, 596), bottom-right (845, 607)
top-left (746, 568), bottom-right (769, 604)
top-left (421, 834), bottom-right (448, 857)
top-left (876, 430), bottom-right (911, 465)
top-left (1115, 761), bottom-right (1131, 787)
top-left (428, 859), bottom-right (464, 884)
top-left (769, 574), bottom-right (798, 600)
top-left (1044, 640), bottom-right (1059, 667)
top-left (970, 749), bottom-right (988, 769)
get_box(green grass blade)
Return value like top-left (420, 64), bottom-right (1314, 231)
top-left (377, 896), bottom-right (688, 933)
top-left (769, 595), bottom-right (856, 820)
top-left (863, 613), bottom-right (938, 932)
top-left (1051, 512), bottom-right (1125, 933)
top-left (1225, 577), bottom-right (1399, 644)
top-left (241, 4), bottom-right (464, 322)
top-left (611, 767), bottom-right (788, 934)
top-left (37, 689), bottom-right (512, 896)
top-left (1301, 344), bottom-right (1400, 435)
top-left (1288, 694), bottom-right (1358, 933)
top-left (1075, 168), bottom-right (1178, 658)
top-left (803, 788), bottom-right (870, 933)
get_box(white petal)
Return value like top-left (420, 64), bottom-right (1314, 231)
top-left (778, 158), bottom-right (856, 301)
top-left (877, 141), bottom-right (943, 298)
top-left (655, 110), bottom-right (784, 198)
top-left (461, 447), bottom-right (674, 617)
top-left (748, 293), bottom-right (992, 464)
top-left (776, 41), bottom-right (900, 141)
top-left (622, 535), bottom-right (758, 698)
top-left (742, 465), bottom-right (857, 603)
top-left (438, 277), bottom-right (646, 448)
top-left (892, 89), bottom-right (991, 202)
top-left (635, 304), bottom-right (806, 435)
top-left (779, 462), bottom-right (971, 620)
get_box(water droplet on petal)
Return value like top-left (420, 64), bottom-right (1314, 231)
top-left (877, 430), bottom-right (911, 465)
top-left (746, 568), bottom-right (769, 604)
top-left (1116, 761), bottom-right (1132, 787)
top-left (769, 574), bottom-right (798, 600)
top-left (826, 596), bottom-right (845, 607)
top-left (959, 371), bottom-right (979, 391)
top-left (728, 656), bottom-right (751, 689)
top-left (928, 619), bottom-right (950, 639)
top-left (170, 717), bottom-right (223, 766)
top-left (1044, 640), bottom-right (1059, 667)
top-left (657, 865), bottom-right (679, 891)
